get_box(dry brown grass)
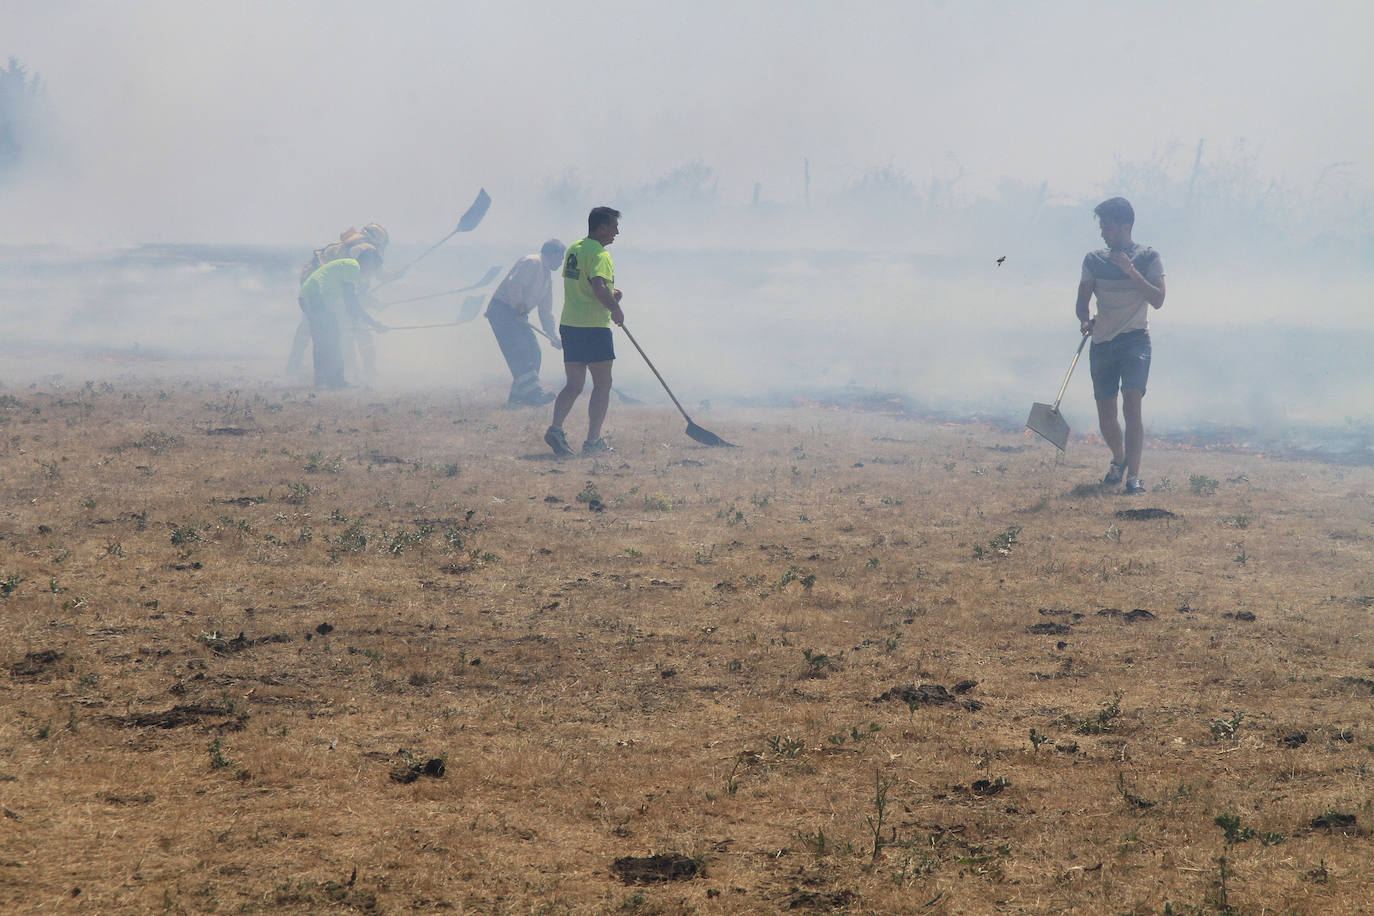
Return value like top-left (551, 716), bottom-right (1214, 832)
top-left (1, 380), bottom-right (1371, 914)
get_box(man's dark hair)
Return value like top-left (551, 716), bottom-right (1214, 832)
top-left (588, 206), bottom-right (621, 234)
top-left (1094, 197), bottom-right (1134, 226)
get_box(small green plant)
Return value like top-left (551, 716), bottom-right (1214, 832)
top-left (1209, 712), bottom-right (1244, 740)
top-left (866, 557), bottom-right (880, 568)
top-left (441, 462), bottom-right (460, 477)
top-left (385, 524), bottom-right (432, 556)
top-left (1215, 813), bottom-right (1253, 845)
top-left (1189, 474), bottom-right (1219, 496)
top-left (797, 828), bottom-right (848, 857)
top-left (1220, 514), bottom-right (1250, 529)
top-left (304, 451), bottom-right (343, 473)
top-left (778, 566), bottom-right (817, 590)
top-left (1233, 549), bottom-right (1249, 565)
top-left (1076, 691), bottom-right (1124, 735)
top-left (1029, 728), bottom-right (1050, 755)
top-left (716, 504), bottom-right (746, 526)
top-left (104, 540), bottom-right (124, 558)
top-left (285, 481), bottom-right (313, 504)
top-left (576, 482), bottom-right (602, 504)
top-left (333, 521), bottom-right (368, 553)
top-left (1152, 477), bottom-right (1175, 492)
top-left (1214, 812), bottom-right (1284, 848)
top-left (207, 737), bottom-right (234, 770)
top-left (170, 524), bottom-right (203, 546)
top-left (79, 494), bottom-right (96, 510)
top-left (642, 493), bottom-right (673, 511)
top-left (132, 430), bottom-right (183, 453)
top-left (867, 767), bottom-right (894, 865)
top-left (976, 525), bottom-right (1022, 558)
top-left (724, 758), bottom-right (742, 795)
top-left (1, 573), bottom-right (22, 598)
top-left (802, 648), bottom-right (833, 674)
top-left (767, 735), bottom-right (805, 758)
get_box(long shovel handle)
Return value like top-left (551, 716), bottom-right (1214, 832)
top-left (373, 230), bottom-right (457, 290)
top-left (1052, 332), bottom-right (1091, 410)
top-left (618, 324), bottom-right (693, 424)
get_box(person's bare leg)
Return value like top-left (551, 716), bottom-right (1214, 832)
top-left (552, 363), bottom-right (586, 429)
top-left (1122, 389), bottom-right (1144, 478)
top-left (1097, 397), bottom-right (1125, 466)
top-left (585, 361), bottom-right (613, 442)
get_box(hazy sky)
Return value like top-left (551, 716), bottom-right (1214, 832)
top-left (3, 0), bottom-right (1372, 245)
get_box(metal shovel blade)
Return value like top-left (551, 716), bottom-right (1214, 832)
top-left (455, 189), bottom-right (492, 232)
top-left (455, 294), bottom-right (485, 324)
top-left (1026, 402), bottom-right (1070, 451)
top-left (686, 421), bottom-right (735, 448)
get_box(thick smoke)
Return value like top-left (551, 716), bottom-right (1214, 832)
top-left (2, 2), bottom-right (1372, 458)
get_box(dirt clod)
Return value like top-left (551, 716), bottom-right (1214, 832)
top-left (202, 632), bottom-right (292, 655)
top-left (1279, 732), bottom-right (1308, 748)
top-left (612, 853), bottom-right (699, 884)
top-left (9, 650), bottom-right (64, 678)
top-left (1115, 508), bottom-right (1178, 520)
top-left (108, 703), bottom-right (248, 731)
top-left (1028, 622), bottom-right (1072, 635)
top-left (786, 888), bottom-right (857, 910)
top-left (389, 753), bottom-right (447, 784)
top-left (970, 777), bottom-right (1009, 796)
top-left (1338, 677), bottom-right (1374, 696)
top-left (1309, 811), bottom-right (1357, 831)
top-left (875, 683), bottom-right (982, 711)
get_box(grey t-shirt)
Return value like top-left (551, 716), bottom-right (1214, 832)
top-left (1081, 243), bottom-right (1164, 343)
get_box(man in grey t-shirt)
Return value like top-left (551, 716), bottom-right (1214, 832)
top-left (1075, 198), bottom-right (1167, 494)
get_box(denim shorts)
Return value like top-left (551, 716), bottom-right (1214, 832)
top-left (1089, 329), bottom-right (1151, 400)
top-left (559, 325), bottom-right (615, 364)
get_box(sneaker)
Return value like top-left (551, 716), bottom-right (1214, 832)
top-left (510, 389), bottom-right (557, 407)
top-left (544, 426), bottom-right (574, 456)
top-left (1102, 461), bottom-right (1126, 486)
top-left (582, 437), bottom-right (615, 456)
top-left (1124, 477), bottom-right (1146, 495)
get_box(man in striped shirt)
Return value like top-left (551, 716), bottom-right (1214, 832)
top-left (1075, 198), bottom-right (1167, 494)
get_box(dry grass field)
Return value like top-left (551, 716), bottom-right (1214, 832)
top-left (0, 380), bottom-right (1370, 914)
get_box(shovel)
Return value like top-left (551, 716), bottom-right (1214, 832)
top-left (385, 295), bottom-right (486, 331)
top-left (619, 324), bottom-right (735, 447)
top-left (378, 265), bottom-right (503, 307)
top-left (1026, 332), bottom-right (1089, 451)
top-left (372, 188), bottom-right (492, 290)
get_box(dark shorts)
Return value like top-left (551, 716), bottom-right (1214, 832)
top-left (1089, 329), bottom-right (1151, 400)
top-left (559, 325), bottom-right (615, 364)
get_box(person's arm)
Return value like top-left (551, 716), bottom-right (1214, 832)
top-left (1075, 277), bottom-right (1095, 335)
top-left (590, 276), bottom-right (624, 326)
top-left (343, 283), bottom-right (389, 331)
top-left (1109, 251), bottom-right (1166, 308)
top-left (536, 276), bottom-right (561, 347)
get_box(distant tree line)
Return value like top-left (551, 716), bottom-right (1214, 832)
top-left (0, 56), bottom-right (53, 181)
